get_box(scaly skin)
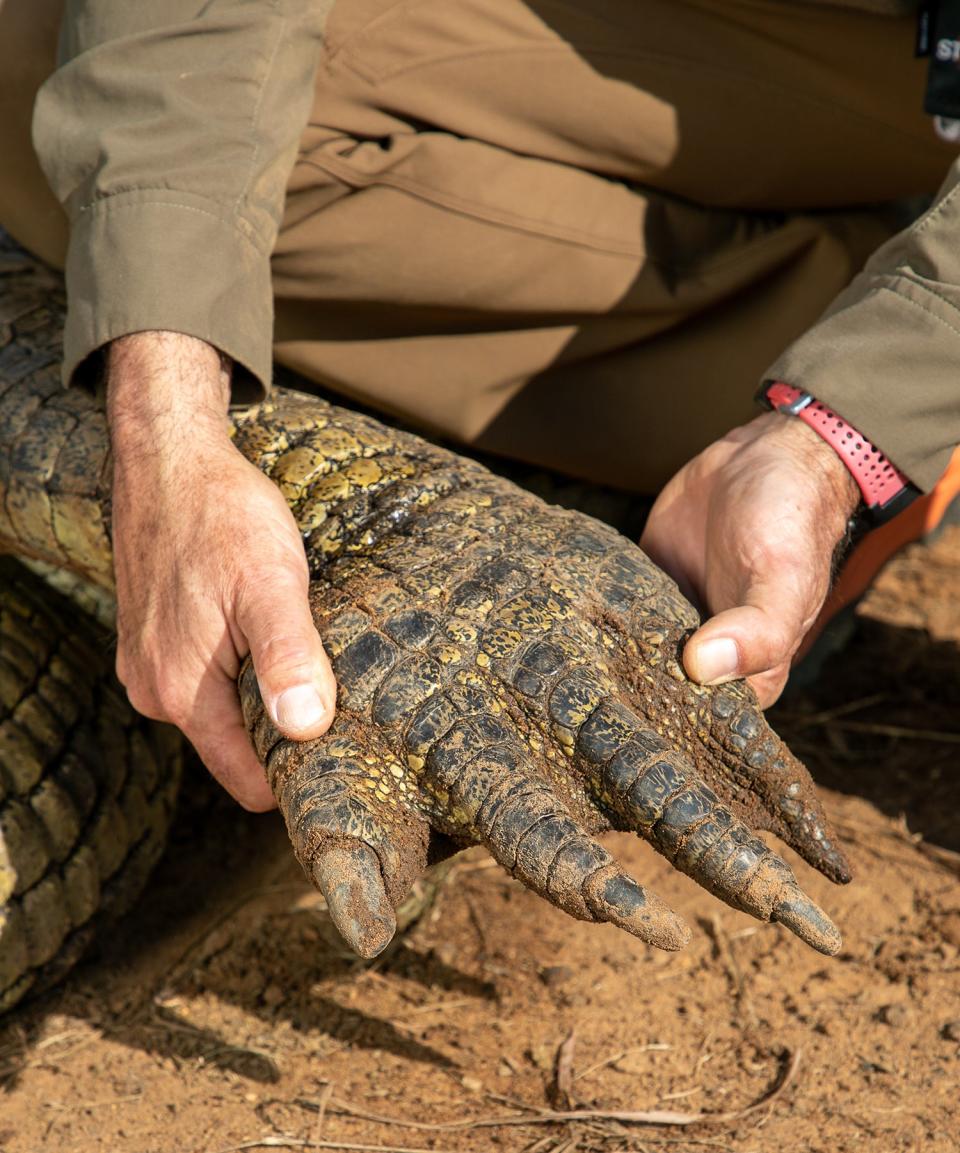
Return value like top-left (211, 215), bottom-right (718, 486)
top-left (0, 236), bottom-right (851, 966)
top-left (0, 556), bottom-right (181, 1013)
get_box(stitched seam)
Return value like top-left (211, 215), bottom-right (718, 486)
top-left (236, 2), bottom-right (285, 213)
top-left (894, 269), bottom-right (960, 315)
top-left (909, 178), bottom-right (960, 236)
top-left (305, 153), bottom-right (646, 256)
top-left (76, 192), bottom-right (272, 253)
top-left (323, 0), bottom-right (426, 63)
top-left (305, 152), bottom-right (817, 280)
top-left (875, 281), bottom-right (960, 341)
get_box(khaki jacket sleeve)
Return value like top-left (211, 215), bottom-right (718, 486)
top-left (33, 1), bottom-right (329, 395)
top-left (765, 159), bottom-right (960, 493)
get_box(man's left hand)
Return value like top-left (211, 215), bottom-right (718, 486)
top-left (640, 411), bottom-right (860, 707)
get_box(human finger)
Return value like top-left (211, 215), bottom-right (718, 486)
top-left (189, 705), bottom-right (277, 812)
top-left (745, 663), bottom-right (792, 709)
top-left (236, 565), bottom-right (337, 741)
top-left (683, 599), bottom-right (808, 694)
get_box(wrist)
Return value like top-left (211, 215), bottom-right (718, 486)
top-left (762, 411), bottom-right (861, 524)
top-left (758, 382), bottom-right (920, 529)
top-left (107, 332), bottom-right (232, 455)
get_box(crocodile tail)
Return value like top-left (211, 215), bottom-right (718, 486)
top-left (0, 250), bottom-right (114, 588)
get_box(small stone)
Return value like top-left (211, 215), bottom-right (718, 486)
top-left (262, 983), bottom-right (286, 1008)
top-left (539, 965), bottom-right (574, 988)
top-left (941, 1020), bottom-right (960, 1042)
top-left (938, 910), bottom-right (960, 949)
top-left (433, 944), bottom-right (457, 967)
top-left (461, 1075), bottom-right (483, 1093)
top-left (236, 966), bottom-right (266, 998)
top-left (878, 1003), bottom-right (911, 1028)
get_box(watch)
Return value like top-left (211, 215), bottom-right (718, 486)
top-left (758, 382), bottom-right (920, 529)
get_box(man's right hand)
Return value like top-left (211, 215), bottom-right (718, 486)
top-left (107, 331), bottom-right (336, 811)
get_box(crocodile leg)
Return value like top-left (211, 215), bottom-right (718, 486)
top-left (1, 236), bottom-right (851, 973)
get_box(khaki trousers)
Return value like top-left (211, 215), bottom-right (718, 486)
top-left (1, 0), bottom-right (955, 491)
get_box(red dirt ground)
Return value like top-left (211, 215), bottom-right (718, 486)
top-left (2, 529), bottom-right (959, 1153)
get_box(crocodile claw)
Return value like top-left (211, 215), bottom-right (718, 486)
top-left (773, 891), bottom-right (843, 957)
top-left (313, 844), bottom-right (396, 958)
top-left (235, 389), bottom-right (851, 957)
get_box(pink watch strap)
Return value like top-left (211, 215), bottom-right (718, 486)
top-left (764, 382), bottom-right (910, 511)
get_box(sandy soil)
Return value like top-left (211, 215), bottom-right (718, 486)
top-left (2, 529), bottom-right (959, 1153)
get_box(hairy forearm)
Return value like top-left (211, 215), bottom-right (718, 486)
top-left (777, 413), bottom-right (859, 523)
top-left (106, 331), bottom-right (232, 457)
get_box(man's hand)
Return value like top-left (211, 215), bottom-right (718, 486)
top-left (107, 332), bottom-right (336, 810)
top-left (640, 411), bottom-right (860, 707)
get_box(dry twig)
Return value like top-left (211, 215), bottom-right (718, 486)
top-left (573, 1043), bottom-right (672, 1083)
top-left (808, 719), bottom-right (960, 744)
top-left (552, 1028), bottom-right (577, 1109)
top-left (309, 1081), bottom-right (335, 1143)
top-left (777, 692), bottom-right (888, 729)
top-left (569, 1042), bottom-right (668, 1083)
top-left (213, 1140), bottom-right (460, 1153)
top-left (292, 1049), bottom-right (801, 1134)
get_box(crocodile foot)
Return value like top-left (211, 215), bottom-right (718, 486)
top-left (0, 236), bottom-right (849, 1003)
top-left (235, 390), bottom-right (850, 960)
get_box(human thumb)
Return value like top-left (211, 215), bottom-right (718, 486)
top-left (237, 572), bottom-right (337, 740)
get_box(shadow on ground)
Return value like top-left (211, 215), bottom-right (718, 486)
top-left (774, 616), bottom-right (960, 855)
top-left (0, 761), bottom-right (494, 1092)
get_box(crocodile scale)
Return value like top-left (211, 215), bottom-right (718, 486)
top-left (0, 235), bottom-right (850, 1009)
